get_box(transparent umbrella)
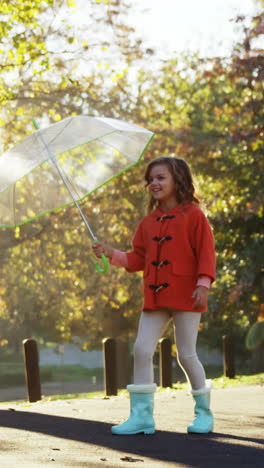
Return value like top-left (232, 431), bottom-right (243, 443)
top-left (0, 115), bottom-right (154, 273)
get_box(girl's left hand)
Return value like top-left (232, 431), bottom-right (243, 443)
top-left (192, 286), bottom-right (209, 309)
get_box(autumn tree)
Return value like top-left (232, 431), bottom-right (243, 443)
top-left (0, 0), bottom-right (151, 353)
top-left (127, 10), bottom-right (264, 353)
top-left (0, 0), bottom-right (263, 362)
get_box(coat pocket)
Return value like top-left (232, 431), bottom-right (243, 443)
top-left (171, 259), bottom-right (197, 276)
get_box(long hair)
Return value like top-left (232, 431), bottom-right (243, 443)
top-left (144, 156), bottom-right (200, 213)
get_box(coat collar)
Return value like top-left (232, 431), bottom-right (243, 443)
top-left (151, 202), bottom-right (193, 218)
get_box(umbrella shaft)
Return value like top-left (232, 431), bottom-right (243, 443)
top-left (36, 128), bottom-right (96, 241)
top-left (51, 155), bottom-right (97, 241)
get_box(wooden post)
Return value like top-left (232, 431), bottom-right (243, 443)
top-left (116, 341), bottom-right (132, 389)
top-left (23, 338), bottom-right (42, 402)
top-left (102, 337), bottom-right (117, 396)
top-left (223, 335), bottom-right (235, 378)
top-left (159, 337), bottom-right (172, 388)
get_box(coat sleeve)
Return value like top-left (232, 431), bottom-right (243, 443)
top-left (125, 221), bottom-right (145, 273)
top-left (190, 208), bottom-right (216, 283)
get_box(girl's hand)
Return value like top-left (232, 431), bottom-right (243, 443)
top-left (192, 286), bottom-right (209, 309)
top-left (92, 241), bottom-right (114, 259)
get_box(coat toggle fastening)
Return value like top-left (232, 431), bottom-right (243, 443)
top-left (152, 236), bottom-right (172, 244)
top-left (156, 215), bottom-right (176, 221)
top-left (151, 260), bottom-right (170, 269)
top-left (149, 283), bottom-right (169, 294)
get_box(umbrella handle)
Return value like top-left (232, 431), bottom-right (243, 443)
top-left (94, 253), bottom-right (109, 274)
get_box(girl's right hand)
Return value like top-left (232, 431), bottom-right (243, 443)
top-left (92, 241), bottom-right (114, 259)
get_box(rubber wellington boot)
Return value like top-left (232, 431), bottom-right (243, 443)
top-left (187, 380), bottom-right (214, 434)
top-left (111, 384), bottom-right (156, 435)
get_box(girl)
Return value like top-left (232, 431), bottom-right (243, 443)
top-left (92, 156), bottom-right (216, 435)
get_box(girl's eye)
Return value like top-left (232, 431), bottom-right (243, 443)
top-left (148, 175), bottom-right (165, 183)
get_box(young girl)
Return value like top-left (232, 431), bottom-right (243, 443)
top-left (92, 156), bottom-right (216, 435)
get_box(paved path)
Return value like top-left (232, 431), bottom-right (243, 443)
top-left (0, 385), bottom-right (263, 467)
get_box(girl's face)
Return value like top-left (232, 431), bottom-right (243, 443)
top-left (148, 164), bottom-right (177, 208)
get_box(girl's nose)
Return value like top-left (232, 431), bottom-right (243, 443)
top-left (150, 179), bottom-right (158, 186)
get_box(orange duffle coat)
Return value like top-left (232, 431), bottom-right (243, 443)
top-left (125, 203), bottom-right (216, 312)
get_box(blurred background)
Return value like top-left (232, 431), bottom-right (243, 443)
top-left (0, 0), bottom-right (263, 401)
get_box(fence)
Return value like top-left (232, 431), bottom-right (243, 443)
top-left (20, 335), bottom-right (236, 402)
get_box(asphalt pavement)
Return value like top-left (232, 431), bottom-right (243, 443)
top-left (0, 385), bottom-right (263, 468)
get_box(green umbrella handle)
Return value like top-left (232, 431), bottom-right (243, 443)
top-left (94, 253), bottom-right (109, 274)
top-left (32, 118), bottom-right (39, 130)
top-left (93, 240), bottom-right (109, 274)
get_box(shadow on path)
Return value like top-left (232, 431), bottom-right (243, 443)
top-left (1, 409), bottom-right (263, 467)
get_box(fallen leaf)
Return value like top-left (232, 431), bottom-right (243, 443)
top-left (120, 456), bottom-right (144, 462)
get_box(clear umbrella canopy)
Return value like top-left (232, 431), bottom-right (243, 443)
top-left (0, 115), bottom-right (154, 228)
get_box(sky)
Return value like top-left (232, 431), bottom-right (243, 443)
top-left (131, 0), bottom-right (260, 57)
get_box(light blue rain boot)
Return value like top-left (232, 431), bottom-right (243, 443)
top-left (187, 380), bottom-right (214, 434)
top-left (111, 384), bottom-right (156, 435)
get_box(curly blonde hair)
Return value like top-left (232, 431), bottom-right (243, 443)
top-left (144, 156), bottom-right (200, 213)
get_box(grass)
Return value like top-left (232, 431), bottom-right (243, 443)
top-left (39, 365), bottom-right (103, 382)
top-left (172, 372), bottom-right (264, 390)
top-left (0, 391), bottom-right (104, 405)
top-left (0, 372), bottom-right (262, 406)
top-left (0, 363), bottom-right (104, 388)
top-left (41, 391), bottom-right (105, 402)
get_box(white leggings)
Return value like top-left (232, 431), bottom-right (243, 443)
top-left (133, 310), bottom-right (206, 390)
